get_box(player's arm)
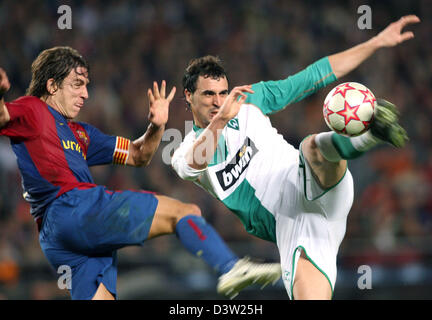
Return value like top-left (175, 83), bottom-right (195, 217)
top-left (329, 15), bottom-right (420, 79)
top-left (127, 81), bottom-right (176, 167)
top-left (186, 85), bottom-right (252, 170)
top-left (0, 68), bottom-right (11, 129)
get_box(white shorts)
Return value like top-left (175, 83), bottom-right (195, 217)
top-left (275, 147), bottom-right (354, 299)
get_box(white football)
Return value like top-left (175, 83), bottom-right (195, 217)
top-left (323, 82), bottom-right (376, 137)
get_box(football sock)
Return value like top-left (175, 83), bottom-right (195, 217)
top-left (315, 131), bottom-right (381, 162)
top-left (175, 215), bottom-right (238, 276)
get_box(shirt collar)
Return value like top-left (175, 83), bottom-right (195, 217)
top-left (47, 105), bottom-right (68, 122)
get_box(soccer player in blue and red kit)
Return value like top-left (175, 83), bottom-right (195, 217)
top-left (0, 47), bottom-right (281, 300)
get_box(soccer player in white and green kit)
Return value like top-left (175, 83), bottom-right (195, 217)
top-left (172, 15), bottom-right (419, 299)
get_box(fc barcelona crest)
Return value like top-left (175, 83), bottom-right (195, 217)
top-left (76, 130), bottom-right (89, 146)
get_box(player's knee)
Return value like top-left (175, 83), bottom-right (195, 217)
top-left (184, 203), bottom-right (202, 217)
top-left (175, 203), bottom-right (202, 223)
top-left (302, 134), bottom-right (325, 165)
top-left (153, 196), bottom-right (202, 234)
top-left (190, 203), bottom-right (201, 216)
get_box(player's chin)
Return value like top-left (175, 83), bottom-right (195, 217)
top-left (70, 107), bottom-right (82, 119)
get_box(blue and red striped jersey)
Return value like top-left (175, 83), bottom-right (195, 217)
top-left (0, 96), bottom-right (130, 219)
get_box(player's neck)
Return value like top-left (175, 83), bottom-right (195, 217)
top-left (40, 95), bottom-right (72, 120)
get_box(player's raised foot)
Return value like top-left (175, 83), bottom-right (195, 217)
top-left (370, 98), bottom-right (409, 148)
top-left (217, 257), bottom-right (281, 299)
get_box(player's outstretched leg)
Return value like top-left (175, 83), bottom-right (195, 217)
top-left (149, 195), bottom-right (281, 299)
top-left (297, 98), bottom-right (407, 299)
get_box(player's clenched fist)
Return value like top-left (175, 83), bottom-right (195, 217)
top-left (0, 68), bottom-right (11, 98)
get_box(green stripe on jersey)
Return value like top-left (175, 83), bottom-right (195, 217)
top-left (193, 123), bottom-right (228, 166)
top-left (222, 179), bottom-right (276, 243)
top-left (290, 246), bottom-right (334, 300)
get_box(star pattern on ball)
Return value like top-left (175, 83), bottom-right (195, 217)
top-left (359, 89), bottom-right (376, 107)
top-left (323, 100), bottom-right (334, 123)
top-left (362, 120), bottom-right (372, 127)
top-left (333, 83), bottom-right (356, 98)
top-left (336, 100), bottom-right (361, 125)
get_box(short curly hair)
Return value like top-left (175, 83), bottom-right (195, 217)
top-left (182, 55), bottom-right (228, 107)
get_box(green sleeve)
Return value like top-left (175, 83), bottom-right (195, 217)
top-left (245, 56), bottom-right (337, 115)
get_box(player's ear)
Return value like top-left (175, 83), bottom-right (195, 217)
top-left (184, 89), bottom-right (192, 103)
top-left (46, 78), bottom-right (58, 96)
top-left (184, 89), bottom-right (193, 109)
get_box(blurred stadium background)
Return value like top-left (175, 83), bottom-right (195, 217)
top-left (0, 0), bottom-right (431, 300)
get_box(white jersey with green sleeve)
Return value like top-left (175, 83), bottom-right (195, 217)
top-left (172, 57), bottom-right (337, 243)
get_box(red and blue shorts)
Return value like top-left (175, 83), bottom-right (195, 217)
top-left (38, 186), bottom-right (158, 300)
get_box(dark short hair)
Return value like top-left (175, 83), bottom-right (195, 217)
top-left (182, 55), bottom-right (227, 95)
top-left (26, 46), bottom-right (89, 97)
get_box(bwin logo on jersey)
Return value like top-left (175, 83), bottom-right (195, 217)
top-left (216, 137), bottom-right (258, 191)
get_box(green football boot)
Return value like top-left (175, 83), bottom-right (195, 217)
top-left (370, 98), bottom-right (409, 148)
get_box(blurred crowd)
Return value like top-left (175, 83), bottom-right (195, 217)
top-left (0, 0), bottom-right (431, 299)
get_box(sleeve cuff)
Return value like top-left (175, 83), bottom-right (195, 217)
top-left (172, 154), bottom-right (206, 181)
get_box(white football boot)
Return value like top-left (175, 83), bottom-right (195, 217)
top-left (217, 257), bottom-right (282, 299)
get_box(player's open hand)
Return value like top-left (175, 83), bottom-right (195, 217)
top-left (0, 68), bottom-right (11, 98)
top-left (147, 80), bottom-right (176, 128)
top-left (375, 15), bottom-right (420, 47)
top-left (217, 85), bottom-right (254, 123)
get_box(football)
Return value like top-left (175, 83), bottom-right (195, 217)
top-left (323, 82), bottom-right (376, 137)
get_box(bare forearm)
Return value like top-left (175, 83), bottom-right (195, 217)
top-left (329, 15), bottom-right (420, 79)
top-left (130, 123), bottom-right (165, 166)
top-left (328, 36), bottom-right (381, 79)
top-left (185, 85), bottom-right (252, 170)
top-left (186, 116), bottom-right (227, 170)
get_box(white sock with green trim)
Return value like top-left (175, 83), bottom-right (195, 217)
top-left (315, 131), bottom-right (381, 162)
top-left (349, 130), bottom-right (381, 152)
top-left (315, 132), bottom-right (342, 162)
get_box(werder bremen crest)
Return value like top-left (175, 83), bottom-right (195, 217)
top-left (227, 118), bottom-right (239, 130)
